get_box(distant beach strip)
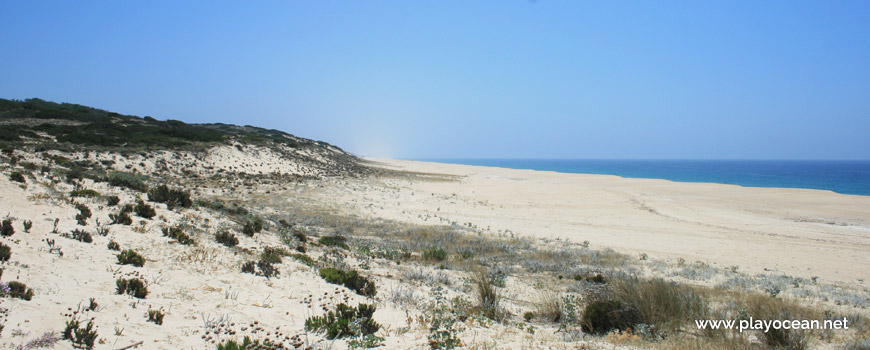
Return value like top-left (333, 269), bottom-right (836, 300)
top-left (418, 159), bottom-right (870, 196)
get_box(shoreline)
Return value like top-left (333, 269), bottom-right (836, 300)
top-left (355, 157), bottom-right (870, 285)
top-left (393, 158), bottom-right (870, 197)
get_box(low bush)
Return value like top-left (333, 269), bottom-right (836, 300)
top-left (580, 300), bottom-right (640, 335)
top-left (305, 303), bottom-right (381, 339)
top-left (108, 171), bottom-right (148, 192)
top-left (9, 171), bottom-right (26, 183)
top-left (291, 253), bottom-right (315, 267)
top-left (611, 277), bottom-right (708, 337)
top-left (260, 246), bottom-right (286, 264)
top-left (422, 246), bottom-right (448, 262)
top-left (319, 235), bottom-right (349, 249)
top-left (63, 315), bottom-right (98, 349)
top-left (1, 219), bottom-right (14, 236)
top-left (117, 249), bottom-right (145, 267)
top-left (215, 230), bottom-right (238, 247)
top-left (292, 228), bottom-right (307, 242)
top-left (0, 281), bottom-right (33, 300)
top-left (22, 219), bottom-right (32, 233)
top-left (147, 184), bottom-right (192, 210)
top-left (70, 189), bottom-right (101, 198)
top-left (2, 281), bottom-right (35, 300)
top-left (241, 260), bottom-right (280, 279)
top-left (0, 243), bottom-right (9, 261)
top-left (162, 225), bottom-right (194, 245)
top-left (574, 273), bottom-right (607, 284)
top-left (745, 294), bottom-right (814, 350)
top-left (74, 203), bottom-right (91, 225)
top-left (116, 278), bottom-right (148, 298)
top-left (216, 336), bottom-right (277, 350)
top-left (106, 195), bottom-right (120, 206)
top-left (69, 228), bottom-right (93, 243)
top-left (241, 216), bottom-right (263, 236)
top-left (319, 268), bottom-right (376, 297)
top-left (471, 268), bottom-right (506, 321)
top-left (147, 308), bottom-right (165, 325)
top-left (107, 240), bottom-right (120, 251)
top-left (109, 205), bottom-right (133, 225)
top-left (134, 200), bottom-right (156, 219)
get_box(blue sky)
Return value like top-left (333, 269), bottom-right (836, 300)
top-left (1, 1), bottom-right (869, 159)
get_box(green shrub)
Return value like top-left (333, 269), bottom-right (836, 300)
top-left (107, 240), bottom-right (120, 251)
top-left (69, 228), bottom-right (93, 243)
top-left (147, 308), bottom-right (165, 325)
top-left (117, 249), bottom-right (145, 267)
top-left (574, 273), bottom-right (607, 284)
top-left (3, 281), bottom-right (35, 300)
top-left (215, 230), bottom-right (238, 247)
top-left (1, 219), bottom-right (14, 236)
top-left (63, 316), bottom-right (98, 349)
top-left (74, 203), bottom-right (91, 225)
top-left (241, 260), bottom-right (280, 278)
top-left (305, 303), bottom-right (381, 339)
top-left (109, 205), bottom-right (133, 225)
top-left (241, 216), bottom-right (263, 236)
top-left (108, 171), bottom-right (149, 192)
top-left (319, 268), bottom-right (376, 297)
top-left (9, 171), bottom-right (25, 183)
top-left (106, 195), bottom-right (120, 206)
top-left (292, 228), bottom-right (307, 242)
top-left (423, 246), bottom-right (448, 262)
top-left (134, 200), bottom-right (156, 219)
top-left (116, 278), bottom-right (148, 298)
top-left (70, 189), bottom-right (101, 198)
top-left (523, 311), bottom-right (535, 322)
top-left (0, 242), bottom-right (10, 262)
top-left (291, 253), bottom-right (315, 267)
top-left (216, 336), bottom-right (277, 350)
top-left (745, 294), bottom-right (813, 350)
top-left (471, 268), bottom-right (505, 321)
top-left (580, 300), bottom-right (640, 335)
top-left (260, 246), bottom-right (286, 264)
top-left (22, 219), bottom-right (32, 232)
top-left (162, 225), bottom-right (194, 245)
top-left (318, 235), bottom-right (349, 249)
top-left (611, 277), bottom-right (707, 337)
top-left (147, 184), bottom-right (192, 210)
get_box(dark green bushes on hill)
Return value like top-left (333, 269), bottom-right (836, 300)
top-left (1, 219), bottom-right (13, 236)
top-left (117, 249), bottom-right (145, 267)
top-left (134, 200), bottom-right (156, 219)
top-left (319, 268), bottom-right (376, 297)
top-left (241, 216), bottom-right (263, 236)
top-left (116, 278), bottom-right (148, 299)
top-left (2, 281), bottom-right (35, 300)
top-left (108, 171), bottom-right (149, 192)
top-left (305, 303), bottom-right (380, 339)
top-left (0, 242), bottom-right (10, 261)
top-left (162, 225), bottom-right (194, 245)
top-left (148, 185), bottom-right (192, 210)
top-left (9, 171), bottom-right (25, 183)
top-left (318, 235), bottom-right (349, 249)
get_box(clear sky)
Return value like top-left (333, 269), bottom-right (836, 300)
top-left (1, 1), bottom-right (869, 159)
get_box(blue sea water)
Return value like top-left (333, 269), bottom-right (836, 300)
top-left (420, 159), bottom-right (870, 196)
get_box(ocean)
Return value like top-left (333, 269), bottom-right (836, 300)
top-left (420, 159), bottom-right (870, 196)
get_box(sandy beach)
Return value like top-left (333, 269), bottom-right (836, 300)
top-left (349, 158), bottom-right (870, 285)
top-left (1, 146), bottom-right (868, 349)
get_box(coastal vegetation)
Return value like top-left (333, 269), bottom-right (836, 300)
top-left (0, 99), bottom-right (866, 349)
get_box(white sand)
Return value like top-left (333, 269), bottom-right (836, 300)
top-left (350, 158), bottom-right (870, 285)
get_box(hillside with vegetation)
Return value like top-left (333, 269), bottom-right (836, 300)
top-left (0, 98), bottom-right (867, 350)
